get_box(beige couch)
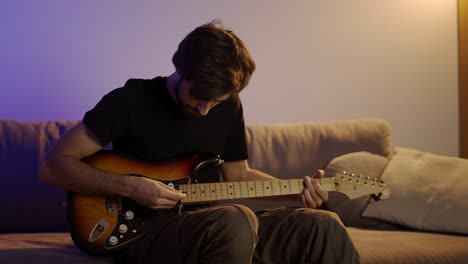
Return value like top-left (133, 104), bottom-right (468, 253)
top-left (1, 118), bottom-right (467, 263)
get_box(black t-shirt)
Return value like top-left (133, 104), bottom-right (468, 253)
top-left (82, 76), bottom-right (248, 163)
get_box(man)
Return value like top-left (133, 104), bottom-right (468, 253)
top-left (39, 21), bottom-right (360, 264)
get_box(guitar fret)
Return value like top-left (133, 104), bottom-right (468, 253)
top-left (192, 184), bottom-right (198, 202)
top-left (216, 182), bottom-right (220, 200)
top-left (195, 184), bottom-right (201, 201)
top-left (249, 182), bottom-right (255, 198)
top-left (228, 183), bottom-right (234, 198)
top-left (233, 182), bottom-right (241, 198)
top-left (272, 181), bottom-right (280, 196)
top-left (192, 184), bottom-right (197, 202)
top-left (209, 183), bottom-right (216, 200)
top-left (224, 183), bottom-right (229, 199)
top-left (239, 181), bottom-right (247, 198)
top-left (218, 182), bottom-right (224, 200)
top-left (280, 180), bottom-right (289, 195)
top-left (255, 181), bottom-right (264, 197)
top-left (290, 179), bottom-right (302, 194)
top-left (264, 181), bottom-right (272, 196)
top-left (200, 184), bottom-right (206, 201)
top-left (211, 183), bottom-right (217, 201)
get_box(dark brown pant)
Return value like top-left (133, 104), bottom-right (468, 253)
top-left (253, 207), bottom-right (361, 264)
top-left (114, 206), bottom-right (361, 264)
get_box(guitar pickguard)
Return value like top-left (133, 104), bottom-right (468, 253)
top-left (103, 198), bottom-right (148, 250)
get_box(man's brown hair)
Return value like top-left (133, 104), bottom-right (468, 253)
top-left (172, 21), bottom-right (256, 101)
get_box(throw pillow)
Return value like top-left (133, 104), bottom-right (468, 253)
top-left (362, 147), bottom-right (468, 235)
top-left (324, 151), bottom-right (399, 229)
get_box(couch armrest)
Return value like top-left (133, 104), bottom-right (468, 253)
top-left (0, 119), bottom-right (80, 232)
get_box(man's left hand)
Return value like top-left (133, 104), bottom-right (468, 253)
top-left (300, 169), bottom-right (328, 208)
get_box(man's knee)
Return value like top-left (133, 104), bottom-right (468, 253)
top-left (205, 204), bottom-right (258, 259)
top-left (214, 204), bottom-right (259, 236)
top-left (291, 208), bottom-right (346, 233)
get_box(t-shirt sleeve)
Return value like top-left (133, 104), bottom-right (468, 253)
top-left (222, 101), bottom-right (249, 162)
top-left (82, 87), bottom-right (131, 146)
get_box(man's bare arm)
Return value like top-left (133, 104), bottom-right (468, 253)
top-left (38, 122), bottom-right (185, 209)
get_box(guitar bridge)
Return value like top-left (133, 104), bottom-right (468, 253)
top-left (107, 197), bottom-right (122, 214)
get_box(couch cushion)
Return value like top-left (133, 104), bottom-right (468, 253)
top-left (0, 119), bottom-right (79, 232)
top-left (362, 147), bottom-right (468, 235)
top-left (348, 227), bottom-right (468, 264)
top-left (0, 233), bottom-right (112, 264)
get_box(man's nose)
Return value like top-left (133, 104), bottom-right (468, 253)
top-left (197, 102), bottom-right (210, 116)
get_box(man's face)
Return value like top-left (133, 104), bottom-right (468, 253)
top-left (175, 78), bottom-right (232, 119)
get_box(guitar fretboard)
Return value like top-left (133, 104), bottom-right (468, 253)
top-left (179, 178), bottom-right (336, 203)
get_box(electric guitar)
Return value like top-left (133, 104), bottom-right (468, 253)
top-left (67, 150), bottom-right (390, 256)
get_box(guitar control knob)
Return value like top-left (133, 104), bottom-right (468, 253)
top-left (124, 211), bottom-right (134, 220)
top-left (118, 224), bottom-right (128, 233)
top-left (108, 236), bottom-right (118, 246)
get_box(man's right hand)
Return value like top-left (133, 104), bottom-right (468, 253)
top-left (129, 176), bottom-right (187, 209)
top-left (39, 121), bottom-right (187, 210)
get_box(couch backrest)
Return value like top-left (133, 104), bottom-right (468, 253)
top-left (245, 119), bottom-right (392, 177)
top-left (0, 118), bottom-right (392, 233)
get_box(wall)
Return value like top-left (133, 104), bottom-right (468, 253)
top-left (459, 0), bottom-right (468, 158)
top-left (0, 0), bottom-right (458, 156)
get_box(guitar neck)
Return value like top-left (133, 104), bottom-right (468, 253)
top-left (179, 178), bottom-right (336, 204)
